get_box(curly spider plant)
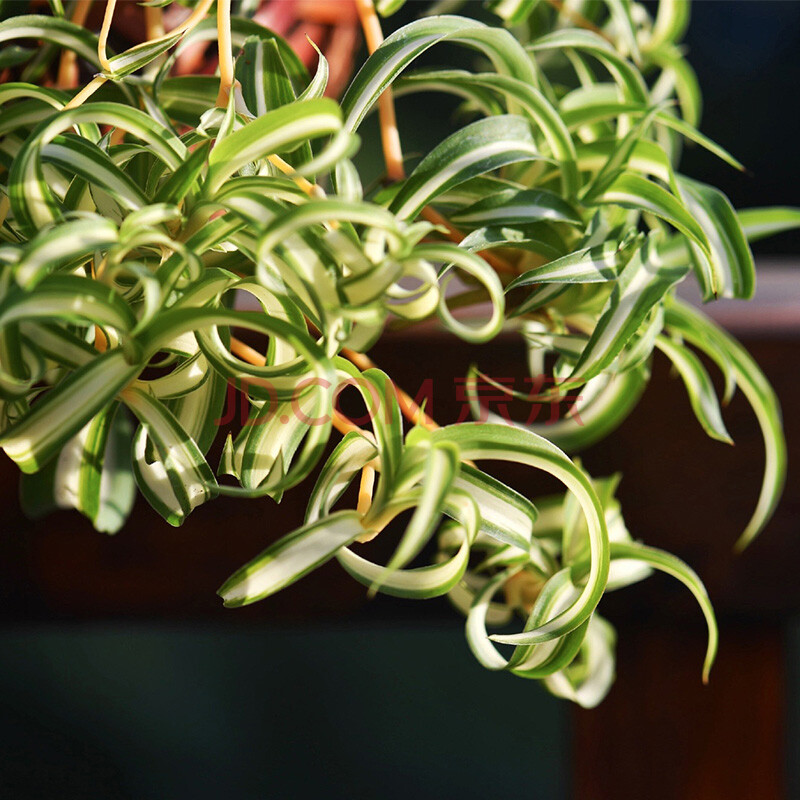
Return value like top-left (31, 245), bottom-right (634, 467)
top-left (0, 0), bottom-right (796, 707)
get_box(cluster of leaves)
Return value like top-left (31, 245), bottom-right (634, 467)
top-left (0, 0), bottom-right (796, 706)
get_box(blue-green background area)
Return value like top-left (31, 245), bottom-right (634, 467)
top-left (0, 624), bottom-right (568, 799)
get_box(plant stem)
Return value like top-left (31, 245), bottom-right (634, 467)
top-left (420, 206), bottom-right (518, 276)
top-left (229, 334), bottom-right (438, 434)
top-left (343, 348), bottom-right (438, 430)
top-left (332, 409), bottom-right (362, 436)
top-left (216, 0), bottom-right (236, 107)
top-left (160, 0), bottom-right (216, 42)
top-left (144, 4), bottom-right (165, 41)
top-left (353, 0), bottom-right (518, 277)
top-left (57, 0), bottom-right (91, 89)
top-left (545, 0), bottom-right (612, 41)
top-left (357, 464), bottom-right (376, 514)
top-left (355, 460), bottom-right (384, 539)
top-left (229, 336), bottom-right (361, 437)
top-left (94, 328), bottom-right (109, 352)
top-left (98, 0), bottom-right (118, 74)
top-left (229, 335), bottom-right (267, 366)
top-left (64, 74), bottom-right (107, 110)
top-left (354, 0), bottom-right (405, 181)
top-left (264, 157), bottom-right (340, 231)
top-left (143, 3), bottom-right (166, 78)
top-left (64, 0), bottom-right (217, 111)
top-left (266, 154), bottom-right (320, 197)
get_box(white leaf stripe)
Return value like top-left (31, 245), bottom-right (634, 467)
top-left (452, 464), bottom-right (534, 551)
top-left (655, 335), bottom-right (732, 444)
top-left (528, 30), bottom-right (647, 103)
top-left (594, 172), bottom-right (709, 253)
top-left (0, 350), bottom-right (140, 473)
top-left (450, 186), bottom-right (580, 227)
top-left (42, 136), bottom-right (148, 211)
top-left (19, 321), bottom-right (95, 370)
top-left (737, 207), bottom-right (800, 243)
top-left (131, 425), bottom-right (188, 526)
top-left (465, 570), bottom-right (517, 670)
top-left (506, 570), bottom-right (585, 675)
top-left (123, 386), bottom-right (217, 523)
top-left (92, 410), bottom-right (136, 534)
top-left (559, 101), bottom-right (743, 171)
top-left (160, 16), bottom-right (309, 96)
top-left (218, 510), bottom-right (365, 606)
top-left (9, 103), bottom-right (185, 235)
top-left (677, 176), bottom-right (755, 300)
top-left (154, 140), bottom-right (211, 205)
top-left (205, 98), bottom-right (342, 193)
top-left (76, 403), bottom-right (116, 524)
top-left (413, 243), bottom-right (505, 343)
top-left (236, 36), bottom-right (297, 119)
top-left (106, 31), bottom-right (183, 78)
top-left (342, 16), bottom-right (535, 133)
top-left (665, 298), bottom-right (786, 549)
top-left (297, 41), bottom-right (329, 101)
top-left (433, 423), bottom-right (609, 644)
top-left (390, 116), bottom-right (541, 220)
top-left (14, 216), bottom-right (118, 287)
top-left (568, 235), bottom-right (688, 386)
top-left (0, 275), bottom-right (137, 333)
top-left (37, 401), bottom-right (135, 535)
top-left (486, 0), bottom-right (539, 25)
top-left (0, 15), bottom-right (100, 69)
top-left (400, 70), bottom-right (579, 196)
top-left (338, 523), bottom-right (471, 599)
top-left (374, 441), bottom-right (460, 581)
top-left (523, 367), bottom-right (648, 453)
top-left (508, 240), bottom-right (630, 288)
top-left (577, 542), bottom-right (718, 682)
top-left (648, 0), bottom-right (690, 50)
top-left (305, 432), bottom-right (378, 523)
top-left (542, 616), bottom-right (614, 708)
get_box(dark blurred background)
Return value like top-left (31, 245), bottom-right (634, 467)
top-left (1, 2), bottom-right (799, 798)
top-left (678, 0), bottom-right (800, 255)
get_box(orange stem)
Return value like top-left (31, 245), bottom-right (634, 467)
top-left (144, 4), bottom-right (165, 42)
top-left (420, 207), bottom-right (519, 276)
top-left (230, 336), bottom-right (438, 433)
top-left (98, 0), bottom-right (118, 74)
top-left (545, 0), bottom-right (612, 41)
top-left (229, 336), bottom-right (360, 437)
top-left (356, 464), bottom-right (376, 515)
top-left (342, 348), bottom-right (438, 430)
top-left (216, 0), bottom-right (236, 107)
top-left (57, 0), bottom-right (92, 89)
top-left (353, 1), bottom-right (517, 276)
top-left (354, 0), bottom-right (405, 181)
top-left (267, 154), bottom-right (320, 197)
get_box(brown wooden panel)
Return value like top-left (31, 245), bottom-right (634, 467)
top-left (573, 622), bottom-right (785, 800)
top-left (1, 334), bottom-right (797, 621)
top-left (0, 453), bottom-right (368, 621)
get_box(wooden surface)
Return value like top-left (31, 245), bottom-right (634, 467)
top-left (573, 623), bottom-right (785, 800)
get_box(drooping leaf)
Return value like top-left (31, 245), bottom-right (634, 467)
top-left (664, 298), bottom-right (786, 550)
top-left (218, 510), bottom-right (366, 607)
